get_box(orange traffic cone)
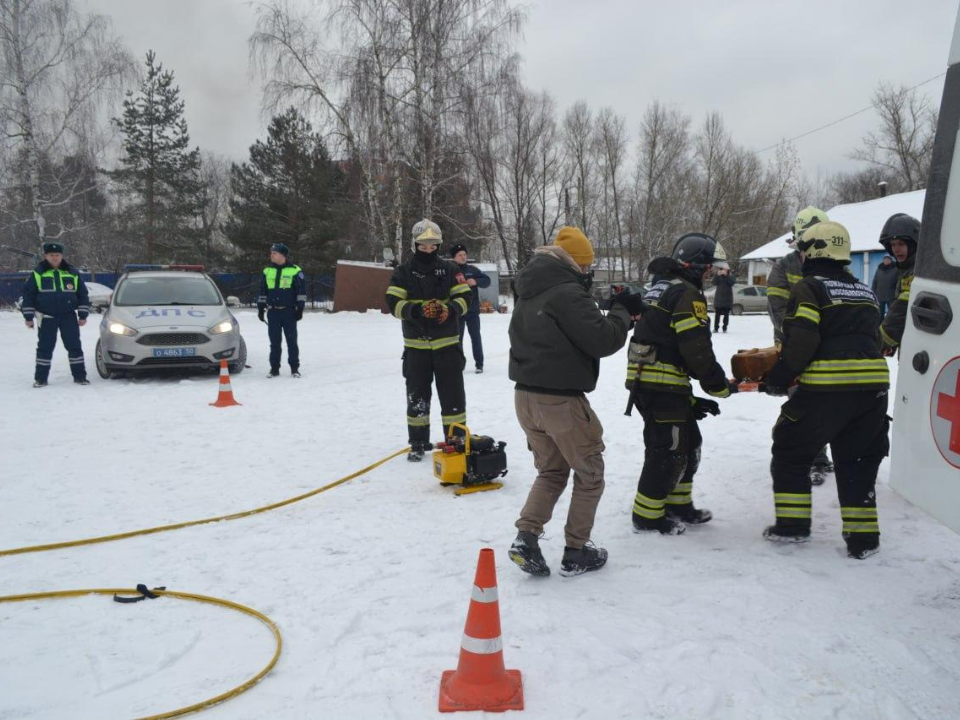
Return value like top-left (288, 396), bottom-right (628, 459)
top-left (439, 548), bottom-right (523, 712)
top-left (209, 359), bottom-right (241, 407)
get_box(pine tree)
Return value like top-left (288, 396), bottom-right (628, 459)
top-left (224, 107), bottom-right (344, 273)
top-left (108, 50), bottom-right (204, 263)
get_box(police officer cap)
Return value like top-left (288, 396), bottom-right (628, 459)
top-left (449, 243), bottom-right (467, 258)
top-left (270, 243), bottom-right (290, 257)
top-left (42, 241), bottom-right (65, 254)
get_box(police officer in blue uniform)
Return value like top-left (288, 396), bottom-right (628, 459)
top-left (257, 243), bottom-right (306, 377)
top-left (20, 242), bottom-right (91, 387)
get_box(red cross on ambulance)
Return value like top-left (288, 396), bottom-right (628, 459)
top-left (931, 356), bottom-right (960, 468)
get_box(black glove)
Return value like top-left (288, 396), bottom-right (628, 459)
top-left (611, 291), bottom-right (645, 316)
top-left (759, 382), bottom-right (789, 396)
top-left (296, 307), bottom-right (303, 321)
top-left (727, 379), bottom-right (740, 395)
top-left (408, 303), bottom-right (422, 319)
top-left (690, 396), bottom-right (720, 420)
top-left (258, 308), bottom-right (265, 323)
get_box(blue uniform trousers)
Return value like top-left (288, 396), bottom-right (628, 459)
top-left (267, 308), bottom-right (299, 371)
top-left (458, 313), bottom-right (484, 369)
top-left (36, 314), bottom-right (86, 382)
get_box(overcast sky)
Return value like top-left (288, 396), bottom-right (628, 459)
top-left (82, 0), bottom-right (958, 181)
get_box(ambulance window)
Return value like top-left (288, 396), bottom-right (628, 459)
top-left (917, 60), bottom-right (960, 283)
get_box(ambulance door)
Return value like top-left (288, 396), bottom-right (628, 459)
top-left (890, 7), bottom-right (960, 533)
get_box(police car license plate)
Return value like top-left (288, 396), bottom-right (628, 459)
top-left (152, 348), bottom-right (196, 357)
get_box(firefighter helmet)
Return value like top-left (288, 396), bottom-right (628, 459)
top-left (879, 213), bottom-right (920, 258)
top-left (796, 220), bottom-right (851, 264)
top-left (411, 218), bottom-right (443, 251)
top-left (672, 232), bottom-right (728, 270)
top-left (789, 206), bottom-right (829, 246)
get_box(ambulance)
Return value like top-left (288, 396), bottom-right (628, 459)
top-left (890, 7), bottom-right (960, 534)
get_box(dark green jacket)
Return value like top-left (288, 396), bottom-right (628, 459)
top-left (509, 247), bottom-right (631, 394)
top-left (879, 255), bottom-right (915, 352)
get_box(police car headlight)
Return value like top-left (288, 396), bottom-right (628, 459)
top-left (209, 320), bottom-right (234, 335)
top-left (108, 322), bottom-right (137, 337)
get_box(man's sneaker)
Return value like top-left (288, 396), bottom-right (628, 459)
top-left (665, 504), bottom-right (713, 525)
top-left (632, 514), bottom-right (686, 535)
top-left (475, 366), bottom-right (483, 374)
top-left (267, 368), bottom-right (280, 378)
top-left (508, 531), bottom-right (550, 577)
top-left (845, 534), bottom-right (880, 560)
top-left (559, 543), bottom-right (608, 577)
top-left (33, 380), bottom-right (47, 388)
top-left (291, 370), bottom-right (301, 378)
top-left (407, 441), bottom-right (432, 462)
top-left (763, 524), bottom-right (811, 543)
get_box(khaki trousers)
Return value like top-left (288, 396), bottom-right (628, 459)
top-left (514, 389), bottom-right (606, 549)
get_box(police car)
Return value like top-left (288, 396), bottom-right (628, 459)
top-left (95, 265), bottom-right (247, 378)
top-left (890, 8), bottom-right (960, 535)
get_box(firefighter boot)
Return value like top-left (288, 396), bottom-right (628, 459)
top-left (559, 542), bottom-right (608, 577)
top-left (508, 531), bottom-right (550, 577)
top-left (632, 515), bottom-right (686, 535)
top-left (407, 441), bottom-right (432, 462)
top-left (844, 533), bottom-right (880, 560)
top-left (763, 524), bottom-right (811, 543)
top-left (665, 504), bottom-right (713, 525)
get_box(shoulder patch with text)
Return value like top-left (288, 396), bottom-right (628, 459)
top-left (692, 301), bottom-right (708, 320)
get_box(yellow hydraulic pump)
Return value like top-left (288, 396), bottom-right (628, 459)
top-left (432, 424), bottom-right (508, 495)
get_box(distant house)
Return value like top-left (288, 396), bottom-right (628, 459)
top-left (741, 189), bottom-right (926, 285)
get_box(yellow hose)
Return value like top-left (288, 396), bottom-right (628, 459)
top-left (0, 447), bottom-right (409, 557)
top-left (0, 587), bottom-right (282, 719)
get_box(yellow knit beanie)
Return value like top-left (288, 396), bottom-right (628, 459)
top-left (553, 226), bottom-right (594, 266)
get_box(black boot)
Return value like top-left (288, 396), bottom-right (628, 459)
top-left (74, 377), bottom-right (90, 385)
top-left (508, 531), bottom-right (550, 577)
top-left (763, 524), bottom-right (811, 543)
top-left (665, 504), bottom-right (713, 525)
top-left (267, 368), bottom-right (280, 378)
top-left (407, 441), bottom-right (432, 462)
top-left (844, 533), bottom-right (880, 560)
top-left (632, 514), bottom-right (686, 535)
top-left (559, 542), bottom-right (607, 577)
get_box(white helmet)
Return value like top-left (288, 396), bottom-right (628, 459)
top-left (411, 219), bottom-right (442, 252)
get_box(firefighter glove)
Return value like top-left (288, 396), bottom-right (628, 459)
top-left (258, 308), bottom-right (265, 323)
top-left (611, 291), bottom-right (645, 316)
top-left (422, 299), bottom-right (449, 324)
top-left (760, 382), bottom-right (789, 397)
top-left (690, 396), bottom-right (720, 420)
top-left (296, 307), bottom-right (303, 321)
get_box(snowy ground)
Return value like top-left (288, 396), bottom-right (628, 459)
top-left (2, 308), bottom-right (960, 719)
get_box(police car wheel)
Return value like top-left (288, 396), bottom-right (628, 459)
top-left (95, 340), bottom-right (117, 380)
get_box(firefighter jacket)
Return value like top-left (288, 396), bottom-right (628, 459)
top-left (20, 260), bottom-right (90, 322)
top-left (767, 250), bottom-right (803, 344)
top-left (386, 252), bottom-right (471, 351)
top-left (879, 255), bottom-right (915, 352)
top-left (765, 259), bottom-right (890, 393)
top-left (454, 262), bottom-right (491, 316)
top-left (626, 258), bottom-right (730, 398)
top-left (509, 246), bottom-right (630, 394)
top-left (258, 263), bottom-right (306, 310)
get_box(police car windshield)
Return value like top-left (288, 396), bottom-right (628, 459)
top-left (114, 276), bottom-right (222, 306)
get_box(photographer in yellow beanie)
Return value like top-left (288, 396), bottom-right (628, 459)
top-left (507, 226), bottom-right (634, 577)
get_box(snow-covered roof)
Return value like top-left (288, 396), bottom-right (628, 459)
top-left (336, 260), bottom-right (392, 269)
top-left (741, 189), bottom-right (926, 260)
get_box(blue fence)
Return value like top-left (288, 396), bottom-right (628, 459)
top-left (0, 271), bottom-right (335, 308)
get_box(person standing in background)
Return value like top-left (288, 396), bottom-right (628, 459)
top-left (257, 243), bottom-right (306, 378)
top-left (871, 255), bottom-right (898, 321)
top-left (711, 264), bottom-right (735, 332)
top-left (449, 243), bottom-right (491, 373)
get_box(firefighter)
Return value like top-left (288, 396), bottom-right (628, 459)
top-left (767, 205), bottom-right (834, 486)
top-left (20, 242), bottom-right (91, 387)
top-left (385, 219), bottom-right (472, 461)
top-left (257, 243), bottom-right (306, 378)
top-left (878, 213), bottom-right (921, 357)
top-left (626, 233), bottom-right (738, 535)
top-left (761, 221), bottom-right (889, 560)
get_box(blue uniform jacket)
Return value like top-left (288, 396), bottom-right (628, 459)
top-left (258, 262), bottom-right (306, 311)
top-left (21, 260), bottom-right (90, 321)
top-left (455, 262), bottom-right (491, 316)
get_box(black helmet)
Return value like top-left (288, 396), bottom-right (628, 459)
top-left (672, 232), bottom-right (728, 269)
top-left (879, 213), bottom-right (920, 257)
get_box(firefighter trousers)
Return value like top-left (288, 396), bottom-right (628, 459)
top-left (402, 345), bottom-right (466, 445)
top-left (632, 391), bottom-right (702, 521)
top-left (35, 314), bottom-right (85, 382)
top-left (770, 388), bottom-right (889, 539)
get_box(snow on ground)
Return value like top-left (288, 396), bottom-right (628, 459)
top-left (2, 309), bottom-right (960, 719)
